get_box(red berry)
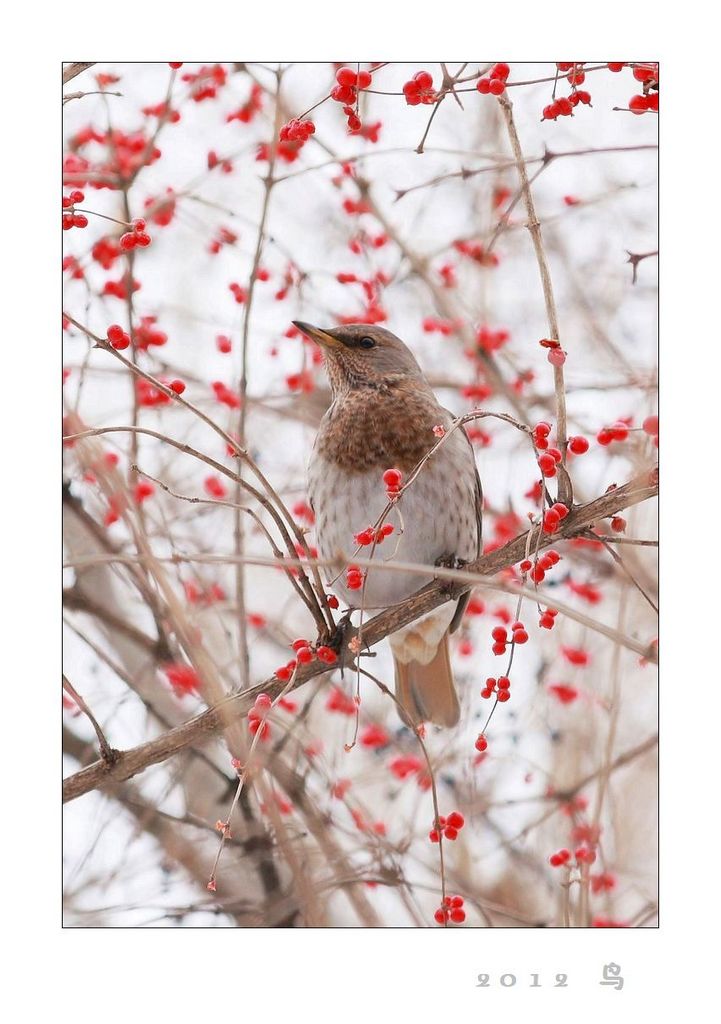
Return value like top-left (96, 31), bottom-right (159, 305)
top-left (629, 94), bottom-right (649, 114)
top-left (380, 468), bottom-right (403, 489)
top-left (491, 62), bottom-right (510, 81)
top-left (475, 735), bottom-right (488, 752)
top-left (538, 453), bottom-right (556, 476)
top-left (107, 324), bottom-right (125, 344)
top-left (477, 78), bottom-right (491, 94)
top-left (556, 97), bottom-right (573, 116)
top-left (543, 509), bottom-right (561, 533)
top-left (642, 415), bottom-right (659, 436)
top-left (446, 811), bottom-right (464, 830)
top-left (497, 676), bottom-right (510, 690)
top-left (169, 379), bottom-right (186, 394)
top-left (357, 70), bottom-right (372, 89)
top-left (488, 78), bottom-right (505, 95)
top-left (336, 68), bottom-right (357, 87)
top-left (497, 690), bottom-right (510, 702)
top-left (607, 63), bottom-right (624, 72)
top-left (491, 626), bottom-right (507, 642)
top-left (295, 646), bottom-right (313, 664)
top-left (569, 435), bottom-right (589, 454)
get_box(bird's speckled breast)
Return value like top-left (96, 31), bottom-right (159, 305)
top-left (308, 399), bottom-right (479, 610)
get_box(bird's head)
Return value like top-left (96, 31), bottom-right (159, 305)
top-left (292, 322), bottom-right (423, 394)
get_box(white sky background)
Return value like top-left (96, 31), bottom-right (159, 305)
top-left (62, 63), bottom-right (658, 928)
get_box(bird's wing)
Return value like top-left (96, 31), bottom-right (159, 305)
top-left (449, 419), bottom-right (483, 634)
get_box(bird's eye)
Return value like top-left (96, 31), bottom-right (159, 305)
top-left (359, 336), bottom-right (375, 349)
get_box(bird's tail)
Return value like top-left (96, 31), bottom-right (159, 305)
top-left (393, 632), bottom-right (460, 728)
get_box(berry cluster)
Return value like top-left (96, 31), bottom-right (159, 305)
top-left (326, 686), bottom-right (357, 716)
top-left (290, 637), bottom-right (338, 666)
top-left (107, 323), bottom-right (131, 351)
top-left (542, 501), bottom-right (569, 534)
top-left (62, 190), bottom-right (88, 230)
top-left (382, 467), bottom-right (403, 499)
top-left (542, 90), bottom-right (591, 121)
top-left (434, 894), bottom-right (466, 925)
top-left (491, 620), bottom-right (528, 654)
top-left (537, 448), bottom-right (563, 478)
top-left (331, 67), bottom-right (372, 108)
top-left (628, 63), bottom-right (659, 113)
top-left (119, 218), bottom-right (152, 251)
top-left (481, 675), bottom-right (511, 702)
top-left (476, 324), bottom-right (510, 353)
top-left (181, 63), bottom-right (227, 103)
top-left (476, 62), bottom-right (510, 96)
top-left (402, 71), bottom-right (436, 106)
top-left (248, 693), bottom-right (272, 741)
top-left (429, 810), bottom-right (465, 843)
top-left (539, 606), bottom-right (559, 629)
top-left (629, 93), bottom-right (659, 114)
top-left (354, 523), bottom-right (394, 547)
top-left (596, 420), bottom-right (630, 445)
top-left (137, 378), bottom-right (172, 407)
top-left (279, 118), bottom-right (316, 143)
top-left (549, 848), bottom-right (571, 867)
top-left (532, 420), bottom-right (553, 449)
top-left (520, 548), bottom-right (561, 583)
top-left (92, 236), bottom-right (121, 270)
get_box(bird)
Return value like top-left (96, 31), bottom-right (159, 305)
top-left (294, 321), bottom-right (483, 728)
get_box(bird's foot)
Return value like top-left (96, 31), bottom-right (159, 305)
top-left (435, 553), bottom-right (468, 596)
top-left (325, 608), bottom-right (360, 670)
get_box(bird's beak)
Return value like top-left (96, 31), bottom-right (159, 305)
top-left (292, 321), bottom-right (343, 349)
